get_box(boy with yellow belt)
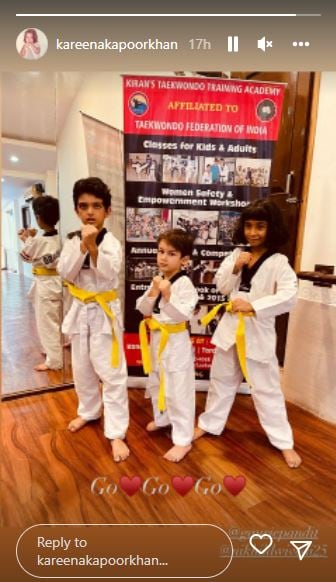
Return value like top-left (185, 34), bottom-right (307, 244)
top-left (57, 177), bottom-right (129, 463)
top-left (19, 195), bottom-right (63, 371)
top-left (137, 229), bottom-right (198, 462)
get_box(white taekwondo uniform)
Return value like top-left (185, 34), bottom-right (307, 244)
top-left (198, 248), bottom-right (297, 450)
top-left (20, 231), bottom-right (63, 369)
top-left (137, 274), bottom-right (198, 446)
top-left (57, 230), bottom-right (129, 440)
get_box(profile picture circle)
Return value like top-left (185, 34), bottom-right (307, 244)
top-left (256, 99), bottom-right (277, 122)
top-left (16, 28), bottom-right (48, 60)
top-left (128, 92), bottom-right (149, 116)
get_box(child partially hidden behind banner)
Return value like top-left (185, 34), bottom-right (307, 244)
top-left (19, 195), bottom-right (63, 371)
top-left (137, 229), bottom-right (198, 462)
top-left (57, 177), bottom-right (130, 463)
top-left (194, 199), bottom-right (302, 469)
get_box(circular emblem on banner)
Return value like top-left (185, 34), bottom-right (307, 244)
top-left (128, 92), bottom-right (149, 116)
top-left (256, 99), bottom-right (277, 122)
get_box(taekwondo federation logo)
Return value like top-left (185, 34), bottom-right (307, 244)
top-left (256, 98), bottom-right (277, 122)
top-left (128, 92), bottom-right (149, 116)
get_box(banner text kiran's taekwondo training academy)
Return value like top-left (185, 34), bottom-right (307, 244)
top-left (123, 75), bottom-right (285, 381)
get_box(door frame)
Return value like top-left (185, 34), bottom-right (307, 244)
top-left (294, 73), bottom-right (321, 271)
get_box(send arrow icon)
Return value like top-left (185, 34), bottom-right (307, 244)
top-left (290, 540), bottom-right (312, 560)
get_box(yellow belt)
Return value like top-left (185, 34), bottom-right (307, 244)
top-left (65, 281), bottom-right (119, 368)
top-left (201, 301), bottom-right (254, 386)
top-left (32, 267), bottom-right (59, 276)
top-left (139, 317), bottom-right (187, 412)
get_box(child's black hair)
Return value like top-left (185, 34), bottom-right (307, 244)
top-left (32, 195), bottom-right (59, 227)
top-left (73, 177), bottom-right (111, 210)
top-left (233, 199), bottom-right (289, 249)
top-left (157, 228), bottom-right (194, 258)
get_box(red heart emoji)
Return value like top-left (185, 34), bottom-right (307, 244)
top-left (172, 476), bottom-right (194, 496)
top-left (223, 475), bottom-right (246, 496)
top-left (119, 476), bottom-right (142, 496)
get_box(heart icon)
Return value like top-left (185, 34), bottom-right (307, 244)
top-left (119, 476), bottom-right (142, 496)
top-left (223, 475), bottom-right (246, 496)
top-left (249, 534), bottom-right (273, 555)
top-left (172, 476), bottom-right (194, 496)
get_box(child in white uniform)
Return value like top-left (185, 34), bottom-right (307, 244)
top-left (195, 199), bottom-right (302, 468)
top-left (137, 229), bottom-right (198, 462)
top-left (57, 177), bottom-right (130, 463)
top-left (19, 28), bottom-right (41, 60)
top-left (19, 195), bottom-right (63, 371)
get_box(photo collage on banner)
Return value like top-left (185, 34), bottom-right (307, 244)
top-left (123, 76), bottom-right (285, 380)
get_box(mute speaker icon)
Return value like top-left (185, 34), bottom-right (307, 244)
top-left (258, 36), bottom-right (273, 52)
top-left (258, 37), bottom-right (273, 51)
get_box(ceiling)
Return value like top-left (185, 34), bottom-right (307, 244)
top-left (2, 141), bottom-right (57, 204)
top-left (1, 72), bottom-right (86, 204)
top-left (2, 72), bottom-right (86, 144)
top-left (2, 140), bottom-right (56, 174)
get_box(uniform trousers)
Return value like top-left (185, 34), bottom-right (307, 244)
top-left (71, 305), bottom-right (129, 440)
top-left (198, 346), bottom-right (294, 450)
top-left (35, 293), bottom-right (63, 369)
top-left (148, 360), bottom-right (195, 447)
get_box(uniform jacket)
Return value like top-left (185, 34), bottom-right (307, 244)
top-left (136, 274), bottom-right (198, 372)
top-left (20, 233), bottom-right (62, 302)
top-left (57, 231), bottom-right (123, 335)
top-left (212, 248), bottom-right (297, 363)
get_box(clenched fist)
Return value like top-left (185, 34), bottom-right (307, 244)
top-left (148, 275), bottom-right (163, 298)
top-left (233, 251), bottom-right (252, 274)
top-left (158, 279), bottom-right (171, 299)
top-left (18, 228), bottom-right (37, 241)
top-left (81, 224), bottom-right (99, 248)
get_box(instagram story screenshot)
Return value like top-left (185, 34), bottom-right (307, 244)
top-left (0, 1), bottom-right (335, 581)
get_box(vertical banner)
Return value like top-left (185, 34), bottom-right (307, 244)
top-left (82, 112), bottom-right (125, 306)
top-left (123, 75), bottom-right (285, 382)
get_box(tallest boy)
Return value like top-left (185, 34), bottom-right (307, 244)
top-left (58, 177), bottom-right (130, 462)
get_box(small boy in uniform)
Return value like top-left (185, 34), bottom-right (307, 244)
top-left (137, 229), bottom-right (198, 462)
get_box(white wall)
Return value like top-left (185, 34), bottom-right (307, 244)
top-left (2, 201), bottom-right (19, 273)
top-left (283, 72), bottom-right (336, 423)
top-left (17, 194), bottom-right (39, 278)
top-left (45, 170), bottom-right (57, 199)
top-left (301, 72), bottom-right (336, 272)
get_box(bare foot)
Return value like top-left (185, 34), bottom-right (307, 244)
top-left (35, 362), bottom-right (62, 371)
top-left (193, 426), bottom-right (207, 441)
top-left (34, 363), bottom-right (49, 371)
top-left (282, 449), bottom-right (302, 468)
top-left (68, 416), bottom-right (88, 433)
top-left (111, 439), bottom-right (130, 463)
top-left (163, 444), bottom-right (192, 463)
top-left (146, 421), bottom-right (170, 432)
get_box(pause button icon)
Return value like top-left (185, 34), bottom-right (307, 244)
top-left (228, 36), bottom-right (239, 52)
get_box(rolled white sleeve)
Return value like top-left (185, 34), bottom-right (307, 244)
top-left (93, 240), bottom-right (122, 280)
top-left (57, 237), bottom-right (87, 281)
top-left (214, 250), bottom-right (240, 296)
top-left (251, 258), bottom-right (298, 319)
top-left (161, 278), bottom-right (199, 322)
top-left (136, 286), bottom-right (157, 316)
top-left (20, 236), bottom-right (39, 262)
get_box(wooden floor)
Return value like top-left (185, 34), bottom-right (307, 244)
top-left (1, 387), bottom-right (336, 529)
top-left (2, 271), bottom-right (73, 395)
